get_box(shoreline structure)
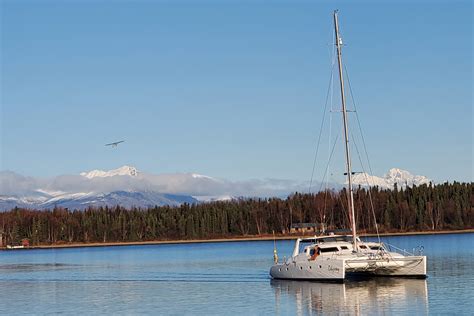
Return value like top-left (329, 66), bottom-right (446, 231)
top-left (2, 229), bottom-right (473, 251)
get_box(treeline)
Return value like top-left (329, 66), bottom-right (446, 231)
top-left (0, 182), bottom-right (472, 246)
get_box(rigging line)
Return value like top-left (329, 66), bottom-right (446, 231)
top-left (310, 26), bottom-right (338, 195)
top-left (308, 62), bottom-right (336, 194)
top-left (327, 41), bottom-right (336, 187)
top-left (322, 134), bottom-right (350, 229)
top-left (343, 63), bottom-right (375, 177)
top-left (335, 184), bottom-right (350, 230)
top-left (317, 133), bottom-right (340, 194)
top-left (350, 132), bottom-right (381, 243)
top-left (324, 39), bottom-right (337, 216)
top-left (343, 61), bottom-right (381, 242)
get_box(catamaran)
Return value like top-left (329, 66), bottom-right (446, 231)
top-left (269, 11), bottom-right (427, 281)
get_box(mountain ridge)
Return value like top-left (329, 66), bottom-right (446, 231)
top-left (0, 166), bottom-right (431, 210)
top-left (80, 165), bottom-right (139, 179)
top-left (351, 168), bottom-right (432, 189)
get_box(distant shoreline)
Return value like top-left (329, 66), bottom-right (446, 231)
top-left (1, 228), bottom-right (473, 251)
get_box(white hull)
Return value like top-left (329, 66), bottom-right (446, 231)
top-left (270, 257), bottom-right (346, 281)
top-left (270, 256), bottom-right (426, 281)
top-left (346, 256), bottom-right (427, 277)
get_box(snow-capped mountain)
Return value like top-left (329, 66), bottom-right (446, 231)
top-left (0, 190), bottom-right (197, 211)
top-left (39, 191), bottom-right (197, 210)
top-left (0, 166), bottom-right (202, 210)
top-left (0, 166), bottom-right (301, 210)
top-left (80, 165), bottom-right (138, 179)
top-left (1, 165), bottom-right (429, 211)
top-left (351, 168), bottom-right (431, 189)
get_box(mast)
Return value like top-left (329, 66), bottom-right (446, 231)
top-left (333, 10), bottom-right (357, 251)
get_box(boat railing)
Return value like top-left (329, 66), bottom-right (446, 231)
top-left (384, 242), bottom-right (420, 256)
top-left (414, 245), bottom-right (424, 256)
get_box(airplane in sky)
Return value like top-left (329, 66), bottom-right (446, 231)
top-left (105, 140), bottom-right (125, 148)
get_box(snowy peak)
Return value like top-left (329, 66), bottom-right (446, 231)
top-left (191, 173), bottom-right (214, 180)
top-left (383, 168), bottom-right (431, 187)
top-left (80, 166), bottom-right (139, 179)
top-left (351, 173), bottom-right (387, 188)
top-left (385, 168), bottom-right (411, 181)
top-left (351, 168), bottom-right (431, 189)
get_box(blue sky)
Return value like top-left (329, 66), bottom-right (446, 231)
top-left (1, 0), bottom-right (472, 183)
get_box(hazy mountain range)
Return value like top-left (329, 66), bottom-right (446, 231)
top-left (0, 166), bottom-right (306, 210)
top-left (0, 166), bottom-right (431, 210)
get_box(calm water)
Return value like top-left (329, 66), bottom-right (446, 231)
top-left (0, 233), bottom-right (472, 315)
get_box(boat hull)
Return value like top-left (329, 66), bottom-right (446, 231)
top-left (270, 256), bottom-right (427, 280)
top-left (270, 258), bottom-right (346, 281)
top-left (345, 255), bottom-right (426, 276)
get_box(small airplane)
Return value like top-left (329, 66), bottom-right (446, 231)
top-left (105, 140), bottom-right (125, 147)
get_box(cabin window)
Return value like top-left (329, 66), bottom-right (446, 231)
top-left (300, 267), bottom-right (303, 270)
top-left (370, 246), bottom-right (382, 250)
top-left (359, 245), bottom-right (367, 249)
top-left (340, 246), bottom-right (349, 250)
top-left (320, 247), bottom-right (339, 253)
top-left (309, 266), bottom-right (312, 269)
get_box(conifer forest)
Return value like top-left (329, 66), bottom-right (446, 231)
top-left (0, 182), bottom-right (472, 246)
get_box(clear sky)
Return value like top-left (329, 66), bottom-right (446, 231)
top-left (1, 0), bottom-right (472, 183)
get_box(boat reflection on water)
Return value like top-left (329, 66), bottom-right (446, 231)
top-left (271, 278), bottom-right (428, 315)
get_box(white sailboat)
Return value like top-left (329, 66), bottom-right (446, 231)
top-left (269, 11), bottom-right (427, 281)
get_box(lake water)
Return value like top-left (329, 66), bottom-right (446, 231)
top-left (0, 233), bottom-right (472, 315)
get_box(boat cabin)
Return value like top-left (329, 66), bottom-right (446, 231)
top-left (291, 234), bottom-right (387, 259)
